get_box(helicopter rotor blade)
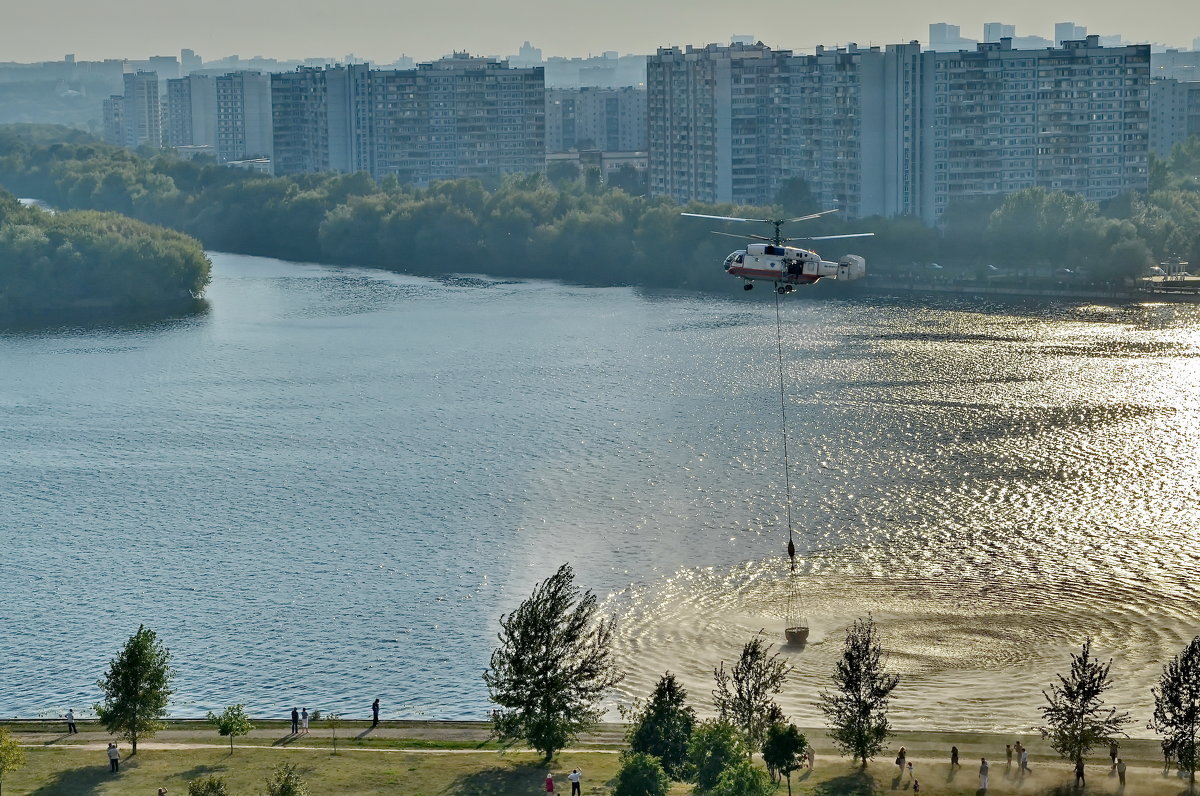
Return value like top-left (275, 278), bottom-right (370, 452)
top-left (785, 209), bottom-right (840, 223)
top-left (681, 212), bottom-right (773, 224)
top-left (788, 233), bottom-right (876, 241)
top-left (712, 231), bottom-right (774, 241)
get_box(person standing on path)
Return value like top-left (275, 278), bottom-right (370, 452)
top-left (980, 757), bottom-right (989, 790)
top-left (290, 707), bottom-right (299, 735)
top-left (1075, 759), bottom-right (1085, 788)
top-left (1117, 758), bottom-right (1127, 787)
top-left (568, 768), bottom-right (582, 795)
top-left (1110, 741), bottom-right (1120, 769)
top-left (301, 707), bottom-right (309, 734)
top-left (107, 742), bottom-right (119, 773)
top-left (372, 699), bottom-right (380, 728)
top-left (65, 708), bottom-right (77, 734)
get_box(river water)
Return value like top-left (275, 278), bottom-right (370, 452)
top-left (3, 252), bottom-right (1199, 734)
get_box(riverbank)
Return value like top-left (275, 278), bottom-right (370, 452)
top-left (2, 720), bottom-right (1187, 795)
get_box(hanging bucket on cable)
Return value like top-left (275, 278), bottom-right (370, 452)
top-left (784, 570), bottom-right (809, 645)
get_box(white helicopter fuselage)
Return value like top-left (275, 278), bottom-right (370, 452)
top-left (724, 242), bottom-right (866, 287)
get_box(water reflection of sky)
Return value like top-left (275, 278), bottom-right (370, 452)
top-left (2, 253), bottom-right (1200, 733)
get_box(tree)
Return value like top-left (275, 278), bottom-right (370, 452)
top-left (207, 704), bottom-right (254, 754)
top-left (625, 672), bottom-right (697, 779)
top-left (265, 762), bottom-right (308, 796)
top-left (325, 712), bottom-right (342, 754)
top-left (483, 563), bottom-right (623, 761)
top-left (711, 758), bottom-right (774, 796)
top-left (613, 752), bottom-right (671, 796)
top-left (94, 624), bottom-right (175, 754)
top-left (0, 727), bottom-right (28, 796)
top-left (713, 637), bottom-right (791, 757)
top-left (762, 723), bottom-right (807, 795)
top-left (1150, 636), bottom-right (1200, 783)
top-left (187, 775), bottom-right (229, 796)
top-left (1038, 638), bottom-right (1131, 773)
top-left (820, 616), bottom-right (900, 767)
top-left (689, 720), bottom-right (747, 792)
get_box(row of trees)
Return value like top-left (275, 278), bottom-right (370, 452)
top-left (0, 187), bottom-right (210, 322)
top-left (485, 564), bottom-right (1200, 794)
top-left (2, 125), bottom-right (1199, 294)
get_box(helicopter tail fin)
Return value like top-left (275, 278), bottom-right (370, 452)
top-left (836, 255), bottom-right (866, 281)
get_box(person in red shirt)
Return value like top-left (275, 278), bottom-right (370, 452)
top-left (545, 772), bottom-right (554, 792)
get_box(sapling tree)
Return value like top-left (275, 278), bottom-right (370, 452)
top-left (820, 616), bottom-right (900, 767)
top-left (94, 625), bottom-right (175, 754)
top-left (0, 727), bottom-right (28, 796)
top-left (712, 637), bottom-right (791, 757)
top-left (484, 563), bottom-right (623, 761)
top-left (1038, 638), bottom-right (1131, 775)
top-left (1150, 635), bottom-right (1200, 783)
top-left (762, 722), bottom-right (808, 795)
top-left (207, 704), bottom-right (255, 754)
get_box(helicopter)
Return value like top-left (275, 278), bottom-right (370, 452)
top-left (682, 210), bottom-right (874, 293)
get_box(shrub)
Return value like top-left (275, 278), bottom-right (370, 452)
top-left (613, 752), bottom-right (670, 796)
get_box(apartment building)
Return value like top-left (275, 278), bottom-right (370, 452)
top-left (1150, 78), bottom-right (1200, 156)
top-left (545, 86), bottom-right (647, 152)
top-left (165, 74), bottom-right (216, 148)
top-left (215, 71), bottom-right (273, 162)
top-left (113, 71), bottom-right (161, 148)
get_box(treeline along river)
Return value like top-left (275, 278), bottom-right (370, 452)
top-left (3, 252), bottom-right (1200, 734)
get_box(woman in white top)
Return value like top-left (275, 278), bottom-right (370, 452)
top-left (301, 708), bottom-right (309, 733)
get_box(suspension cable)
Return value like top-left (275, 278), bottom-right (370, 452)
top-left (775, 289), bottom-right (796, 573)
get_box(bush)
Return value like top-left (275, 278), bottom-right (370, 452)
top-left (711, 759), bottom-right (774, 796)
top-left (187, 776), bottom-right (229, 796)
top-left (613, 752), bottom-right (670, 796)
top-left (265, 762), bottom-right (308, 796)
top-left (689, 720), bottom-right (746, 792)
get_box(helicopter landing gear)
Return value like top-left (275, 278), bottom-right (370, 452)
top-left (776, 284), bottom-right (794, 294)
top-left (743, 283), bottom-right (754, 291)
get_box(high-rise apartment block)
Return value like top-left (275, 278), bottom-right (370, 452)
top-left (272, 56), bottom-right (544, 185)
top-left (166, 74), bottom-right (217, 148)
top-left (215, 71), bottom-right (273, 162)
top-left (1150, 78), bottom-right (1200, 156)
top-left (103, 71), bottom-right (161, 148)
top-left (647, 37), bottom-right (1150, 223)
top-left (545, 87), bottom-right (647, 152)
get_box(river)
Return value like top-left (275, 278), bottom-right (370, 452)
top-left (3, 251), bottom-right (1199, 734)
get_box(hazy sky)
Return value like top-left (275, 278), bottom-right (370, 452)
top-left (2, 0), bottom-right (1198, 64)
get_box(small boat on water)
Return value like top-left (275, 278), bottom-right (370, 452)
top-left (785, 622), bottom-right (809, 645)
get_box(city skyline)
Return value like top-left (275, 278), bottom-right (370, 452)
top-left (2, 0), bottom-right (1199, 65)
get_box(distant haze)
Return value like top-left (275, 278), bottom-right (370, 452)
top-left (2, 0), bottom-right (1198, 63)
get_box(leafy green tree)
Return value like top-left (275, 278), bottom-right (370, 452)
top-left (689, 720), bottom-right (747, 792)
top-left (613, 752), bottom-right (670, 796)
top-left (484, 563), bottom-right (622, 761)
top-left (711, 758), bottom-right (774, 796)
top-left (1038, 638), bottom-right (1131, 774)
top-left (713, 638), bottom-right (791, 757)
top-left (0, 727), bottom-right (28, 796)
top-left (187, 775), bottom-right (229, 796)
top-left (625, 672), bottom-right (697, 779)
top-left (207, 704), bottom-right (255, 754)
top-left (820, 616), bottom-right (899, 767)
top-left (265, 762), bottom-right (308, 796)
top-left (762, 723), bottom-right (807, 795)
top-left (94, 624), bottom-right (175, 754)
top-left (1150, 636), bottom-right (1200, 782)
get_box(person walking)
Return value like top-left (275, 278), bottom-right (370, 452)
top-left (914, 780), bottom-right (920, 794)
top-left (897, 746), bottom-right (907, 775)
top-left (1020, 747), bottom-right (1030, 774)
top-left (1074, 759), bottom-right (1085, 788)
top-left (1110, 740), bottom-right (1120, 769)
top-left (808, 748), bottom-right (816, 769)
top-left (1006, 744), bottom-right (1013, 768)
top-left (301, 707), bottom-right (309, 734)
top-left (372, 698), bottom-right (380, 728)
top-left (65, 708), bottom-right (77, 734)
top-left (980, 757), bottom-right (989, 790)
top-left (290, 707), bottom-right (299, 735)
top-left (1117, 758), bottom-right (1126, 787)
top-left (107, 742), bottom-right (120, 773)
top-left (567, 768), bottom-right (582, 795)
top-left (907, 762), bottom-right (914, 780)
top-left (951, 746), bottom-right (959, 768)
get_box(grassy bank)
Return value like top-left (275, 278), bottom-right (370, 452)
top-left (3, 721), bottom-right (1190, 795)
